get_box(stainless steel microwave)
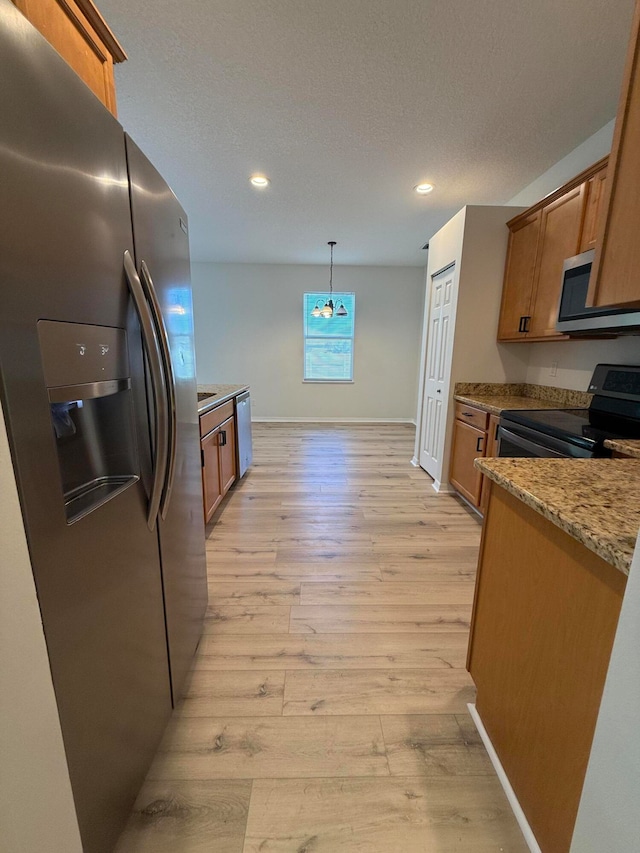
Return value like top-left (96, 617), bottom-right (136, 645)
top-left (556, 249), bottom-right (640, 334)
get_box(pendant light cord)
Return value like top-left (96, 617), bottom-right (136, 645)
top-left (328, 240), bottom-right (336, 297)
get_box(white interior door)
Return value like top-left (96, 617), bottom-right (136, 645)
top-left (419, 265), bottom-right (455, 480)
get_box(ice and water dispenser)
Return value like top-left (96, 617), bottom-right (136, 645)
top-left (38, 320), bottom-right (140, 524)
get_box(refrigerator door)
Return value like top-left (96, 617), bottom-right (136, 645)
top-left (0, 5), bottom-right (172, 852)
top-left (125, 135), bottom-right (208, 704)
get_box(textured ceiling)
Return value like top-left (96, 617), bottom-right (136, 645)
top-left (100, 0), bottom-right (634, 265)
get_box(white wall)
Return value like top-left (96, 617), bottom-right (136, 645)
top-left (525, 337), bottom-right (640, 390)
top-left (0, 406), bottom-right (82, 853)
top-left (192, 262), bottom-right (425, 420)
top-left (569, 535), bottom-right (640, 853)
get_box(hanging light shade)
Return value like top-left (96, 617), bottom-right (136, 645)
top-left (320, 300), bottom-right (334, 318)
top-left (310, 241), bottom-right (347, 319)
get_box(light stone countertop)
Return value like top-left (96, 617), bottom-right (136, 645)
top-left (453, 382), bottom-right (592, 416)
top-left (197, 384), bottom-right (249, 414)
top-left (454, 394), bottom-right (565, 416)
top-left (604, 438), bottom-right (640, 459)
top-left (476, 457), bottom-right (640, 575)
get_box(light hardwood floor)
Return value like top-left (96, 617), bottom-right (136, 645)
top-left (115, 424), bottom-right (527, 852)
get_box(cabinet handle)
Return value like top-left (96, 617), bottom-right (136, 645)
top-left (523, 315), bottom-right (531, 333)
top-left (220, 430), bottom-right (227, 447)
top-left (476, 436), bottom-right (483, 453)
top-left (462, 412), bottom-right (474, 417)
top-left (518, 316), bottom-right (525, 333)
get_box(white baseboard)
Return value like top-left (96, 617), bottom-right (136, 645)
top-left (252, 417), bottom-right (416, 424)
top-left (432, 478), bottom-right (456, 494)
top-left (467, 703), bottom-right (542, 853)
top-left (410, 456), bottom-right (419, 467)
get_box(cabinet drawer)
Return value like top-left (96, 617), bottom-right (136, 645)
top-left (200, 399), bottom-right (234, 437)
top-left (454, 402), bottom-right (489, 431)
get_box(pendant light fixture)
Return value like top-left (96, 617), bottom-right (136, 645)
top-left (311, 241), bottom-right (347, 319)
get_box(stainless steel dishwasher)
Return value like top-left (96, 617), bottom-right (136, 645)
top-left (235, 390), bottom-right (253, 477)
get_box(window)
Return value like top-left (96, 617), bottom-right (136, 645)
top-left (303, 292), bottom-right (355, 381)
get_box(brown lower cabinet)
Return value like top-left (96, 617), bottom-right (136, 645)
top-left (218, 415), bottom-right (237, 494)
top-left (201, 425), bottom-right (223, 521)
top-left (449, 419), bottom-right (485, 506)
top-left (468, 484), bottom-right (626, 853)
top-left (450, 403), bottom-right (500, 514)
top-left (479, 414), bottom-right (500, 515)
top-left (200, 404), bottom-right (237, 523)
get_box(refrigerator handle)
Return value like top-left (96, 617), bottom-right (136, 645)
top-left (123, 250), bottom-right (169, 531)
top-left (139, 260), bottom-right (178, 520)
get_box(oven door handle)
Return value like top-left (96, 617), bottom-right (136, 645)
top-left (498, 426), bottom-right (568, 459)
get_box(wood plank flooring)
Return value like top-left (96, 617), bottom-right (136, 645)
top-left (115, 424), bottom-right (527, 852)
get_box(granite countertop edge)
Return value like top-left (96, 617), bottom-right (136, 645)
top-left (453, 382), bottom-right (592, 415)
top-left (197, 384), bottom-right (249, 414)
top-left (604, 438), bottom-right (640, 459)
top-left (476, 457), bottom-right (637, 575)
top-left (453, 393), bottom-right (560, 415)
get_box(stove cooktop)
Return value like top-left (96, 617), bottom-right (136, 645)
top-left (501, 406), bottom-right (640, 451)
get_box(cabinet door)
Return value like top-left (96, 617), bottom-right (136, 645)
top-left (201, 429), bottom-right (222, 522)
top-left (12, 0), bottom-right (124, 116)
top-left (497, 212), bottom-right (540, 341)
top-left (449, 418), bottom-right (485, 507)
top-left (588, 0), bottom-right (640, 308)
top-left (467, 487), bottom-right (626, 853)
top-left (527, 184), bottom-right (586, 339)
top-left (219, 415), bottom-right (237, 496)
top-left (579, 167), bottom-right (607, 252)
top-left (479, 415), bottom-right (501, 515)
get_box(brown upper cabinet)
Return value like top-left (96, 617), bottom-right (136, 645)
top-left (498, 158), bottom-right (608, 342)
top-left (580, 168), bottom-right (608, 252)
top-left (11, 0), bottom-right (126, 116)
top-left (588, 0), bottom-right (640, 308)
top-left (497, 212), bottom-right (541, 340)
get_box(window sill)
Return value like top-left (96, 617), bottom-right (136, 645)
top-left (302, 379), bottom-right (354, 384)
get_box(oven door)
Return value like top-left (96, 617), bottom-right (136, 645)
top-left (497, 419), bottom-right (595, 458)
top-left (498, 427), bottom-right (567, 458)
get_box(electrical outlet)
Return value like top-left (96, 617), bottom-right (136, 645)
top-left (550, 361), bottom-right (558, 377)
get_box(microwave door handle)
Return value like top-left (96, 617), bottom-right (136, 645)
top-left (123, 250), bottom-right (168, 531)
top-left (140, 260), bottom-right (177, 520)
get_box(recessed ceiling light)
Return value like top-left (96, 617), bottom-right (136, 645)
top-left (250, 175), bottom-right (270, 188)
top-left (415, 183), bottom-right (434, 194)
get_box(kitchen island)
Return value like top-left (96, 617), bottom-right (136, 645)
top-left (467, 458), bottom-right (633, 852)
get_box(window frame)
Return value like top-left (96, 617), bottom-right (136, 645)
top-left (302, 291), bottom-right (355, 383)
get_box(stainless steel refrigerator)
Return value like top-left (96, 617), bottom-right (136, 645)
top-left (0, 3), bottom-right (208, 851)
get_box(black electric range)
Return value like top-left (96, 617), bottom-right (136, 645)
top-left (498, 364), bottom-right (640, 459)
